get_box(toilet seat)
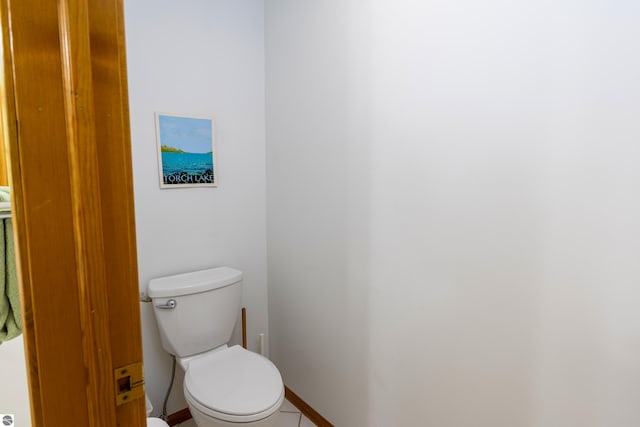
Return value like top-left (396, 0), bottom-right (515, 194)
top-left (184, 345), bottom-right (284, 423)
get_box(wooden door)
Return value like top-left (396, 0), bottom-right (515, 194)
top-left (0, 0), bottom-right (146, 426)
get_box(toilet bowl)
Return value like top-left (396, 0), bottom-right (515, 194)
top-left (182, 345), bottom-right (283, 427)
top-left (146, 394), bottom-right (169, 427)
top-left (147, 419), bottom-right (170, 427)
top-left (148, 267), bottom-right (284, 427)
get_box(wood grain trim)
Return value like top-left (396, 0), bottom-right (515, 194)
top-left (167, 408), bottom-right (192, 426)
top-left (4, 0), bottom-right (93, 424)
top-left (58, 0), bottom-right (117, 425)
top-left (0, 1), bottom-right (44, 424)
top-left (88, 0), bottom-right (147, 423)
top-left (242, 307), bottom-right (247, 349)
top-left (3, 0), bottom-right (145, 425)
top-left (285, 386), bottom-right (334, 427)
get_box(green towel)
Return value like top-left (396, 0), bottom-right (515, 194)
top-left (0, 218), bottom-right (20, 344)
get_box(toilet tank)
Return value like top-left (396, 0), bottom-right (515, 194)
top-left (148, 267), bottom-right (243, 358)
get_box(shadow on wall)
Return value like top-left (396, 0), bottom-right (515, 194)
top-left (265, 0), bottom-right (374, 424)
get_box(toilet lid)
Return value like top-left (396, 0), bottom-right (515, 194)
top-left (185, 345), bottom-right (283, 417)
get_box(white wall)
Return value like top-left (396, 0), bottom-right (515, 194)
top-left (124, 0), bottom-right (267, 415)
top-left (266, 1), bottom-right (640, 426)
top-left (0, 337), bottom-right (32, 425)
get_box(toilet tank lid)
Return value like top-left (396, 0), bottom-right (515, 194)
top-left (148, 267), bottom-right (243, 298)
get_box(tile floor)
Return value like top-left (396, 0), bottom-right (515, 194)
top-left (174, 399), bottom-right (316, 427)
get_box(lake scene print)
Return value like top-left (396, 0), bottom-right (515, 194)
top-left (156, 114), bottom-right (216, 187)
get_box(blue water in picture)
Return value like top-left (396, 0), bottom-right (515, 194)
top-left (162, 152), bottom-right (214, 185)
top-left (157, 114), bottom-right (215, 185)
top-left (162, 152), bottom-right (213, 175)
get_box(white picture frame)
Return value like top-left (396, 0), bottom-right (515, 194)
top-left (155, 112), bottom-right (217, 188)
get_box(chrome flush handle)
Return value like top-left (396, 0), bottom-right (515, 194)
top-left (155, 299), bottom-right (177, 310)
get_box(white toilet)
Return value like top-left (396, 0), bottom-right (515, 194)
top-left (148, 267), bottom-right (284, 427)
top-left (146, 395), bottom-right (170, 427)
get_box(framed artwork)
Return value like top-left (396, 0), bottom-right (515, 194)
top-left (155, 113), bottom-right (216, 188)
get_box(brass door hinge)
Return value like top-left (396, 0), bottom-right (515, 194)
top-left (114, 362), bottom-right (145, 406)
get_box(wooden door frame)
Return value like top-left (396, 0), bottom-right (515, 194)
top-left (0, 0), bottom-right (146, 425)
